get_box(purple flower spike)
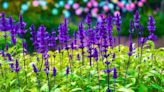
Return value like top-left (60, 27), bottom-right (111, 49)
top-left (44, 60), bottom-right (49, 75)
top-left (112, 53), bottom-right (116, 61)
top-left (140, 37), bottom-right (147, 45)
top-left (104, 69), bottom-right (111, 73)
top-left (113, 14), bottom-right (121, 32)
top-left (147, 16), bottom-right (157, 42)
top-left (66, 67), bottom-right (69, 75)
top-left (134, 10), bottom-right (140, 29)
top-left (93, 48), bottom-right (98, 61)
top-left (6, 53), bottom-right (12, 61)
top-left (77, 54), bottom-right (80, 61)
top-left (78, 22), bottom-right (85, 49)
top-left (129, 20), bottom-right (134, 33)
top-left (147, 16), bottom-right (156, 33)
top-left (53, 67), bottom-right (57, 76)
top-left (0, 12), bottom-right (10, 31)
top-left (105, 61), bottom-right (110, 65)
top-left (32, 64), bottom-right (39, 73)
top-left (17, 14), bottom-right (27, 36)
top-left (148, 33), bottom-right (157, 41)
top-left (85, 14), bottom-right (92, 29)
top-left (10, 63), bottom-right (14, 72)
top-left (113, 68), bottom-right (117, 79)
top-left (128, 33), bottom-right (133, 56)
top-left (15, 59), bottom-right (20, 72)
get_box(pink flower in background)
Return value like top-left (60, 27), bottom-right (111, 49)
top-left (91, 8), bottom-right (98, 17)
top-left (87, 2), bottom-right (92, 8)
top-left (138, 2), bottom-right (143, 7)
top-left (33, 0), bottom-right (39, 7)
top-left (73, 3), bottom-right (79, 9)
top-left (126, 4), bottom-right (130, 11)
top-left (118, 2), bottom-right (124, 9)
top-left (75, 8), bottom-right (83, 15)
top-left (114, 11), bottom-right (120, 16)
top-left (141, 0), bottom-right (147, 3)
top-left (65, 4), bottom-right (70, 9)
top-left (93, 1), bottom-right (98, 7)
top-left (84, 7), bottom-right (89, 13)
top-left (103, 6), bottom-right (109, 12)
top-left (130, 3), bottom-right (135, 10)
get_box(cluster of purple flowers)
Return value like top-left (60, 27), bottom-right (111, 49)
top-left (0, 11), bottom-right (158, 92)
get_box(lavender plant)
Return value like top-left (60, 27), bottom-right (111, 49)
top-left (0, 12), bottom-right (163, 92)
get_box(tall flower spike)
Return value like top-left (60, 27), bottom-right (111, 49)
top-left (44, 60), bottom-right (49, 75)
top-left (17, 14), bottom-right (27, 37)
top-left (85, 14), bottom-right (92, 29)
top-left (78, 22), bottom-right (85, 49)
top-left (37, 25), bottom-right (48, 54)
top-left (53, 67), bottom-right (57, 76)
top-left (113, 68), bottom-right (117, 79)
top-left (77, 54), bottom-right (80, 61)
top-left (32, 64), bottom-right (39, 73)
top-left (147, 16), bottom-right (156, 33)
top-left (0, 12), bottom-right (10, 31)
top-left (15, 59), bottom-right (20, 72)
top-left (93, 48), bottom-right (98, 61)
top-left (66, 67), bottom-right (69, 75)
top-left (147, 16), bottom-right (157, 41)
top-left (128, 33), bottom-right (133, 56)
top-left (134, 10), bottom-right (140, 29)
top-left (114, 14), bottom-right (121, 32)
top-left (129, 20), bottom-right (134, 33)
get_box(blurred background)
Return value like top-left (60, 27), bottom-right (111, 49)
top-left (0, 0), bottom-right (164, 51)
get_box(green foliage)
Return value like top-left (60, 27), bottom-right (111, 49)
top-left (0, 41), bottom-right (163, 92)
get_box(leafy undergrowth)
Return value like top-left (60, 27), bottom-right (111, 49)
top-left (0, 41), bottom-right (163, 92)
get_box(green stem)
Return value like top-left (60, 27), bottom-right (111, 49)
top-left (124, 56), bottom-right (131, 86)
top-left (17, 72), bottom-right (20, 92)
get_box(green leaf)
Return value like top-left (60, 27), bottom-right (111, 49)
top-left (71, 88), bottom-right (83, 92)
top-left (138, 84), bottom-right (148, 92)
top-left (118, 87), bottom-right (135, 92)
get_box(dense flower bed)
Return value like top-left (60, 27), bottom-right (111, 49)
top-left (0, 11), bottom-right (163, 92)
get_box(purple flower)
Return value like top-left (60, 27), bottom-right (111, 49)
top-left (0, 12), bottom-right (10, 31)
top-left (36, 25), bottom-right (48, 54)
top-left (53, 67), bottom-right (57, 76)
top-left (93, 48), bottom-right (98, 61)
top-left (113, 68), bottom-right (117, 79)
top-left (113, 14), bottom-right (121, 32)
top-left (134, 10), bottom-right (140, 29)
top-left (48, 34), bottom-right (56, 51)
top-left (106, 15), bottom-right (113, 48)
top-left (105, 61), bottom-right (110, 65)
top-left (17, 14), bottom-right (27, 37)
top-left (147, 16), bottom-right (156, 33)
top-left (44, 60), bottom-right (49, 75)
top-left (112, 53), bottom-right (115, 61)
top-left (10, 63), bottom-right (14, 72)
top-left (78, 22), bottom-right (85, 49)
top-left (15, 59), bottom-right (20, 72)
top-left (66, 67), bottom-right (69, 75)
top-left (128, 33), bottom-right (133, 56)
top-left (32, 64), bottom-right (39, 73)
top-left (6, 53), bottom-right (12, 61)
top-left (129, 20), bottom-right (134, 33)
top-left (77, 54), bottom-right (80, 61)
top-left (73, 31), bottom-right (77, 46)
top-left (30, 24), bottom-right (38, 50)
top-left (104, 69), bottom-right (111, 73)
top-left (85, 14), bottom-right (92, 29)
top-left (147, 16), bottom-right (157, 42)
top-left (140, 37), bottom-right (147, 45)
top-left (148, 33), bottom-right (157, 41)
